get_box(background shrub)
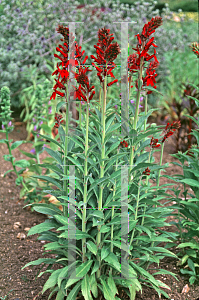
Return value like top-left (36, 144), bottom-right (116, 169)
top-left (0, 0), bottom-right (197, 119)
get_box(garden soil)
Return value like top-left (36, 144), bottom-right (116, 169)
top-left (0, 119), bottom-right (199, 300)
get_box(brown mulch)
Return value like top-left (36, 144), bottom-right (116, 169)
top-left (0, 118), bottom-right (199, 300)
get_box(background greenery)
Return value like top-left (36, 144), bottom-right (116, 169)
top-left (0, 0), bottom-right (198, 122)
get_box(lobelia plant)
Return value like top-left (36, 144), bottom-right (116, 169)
top-left (22, 19), bottom-right (182, 300)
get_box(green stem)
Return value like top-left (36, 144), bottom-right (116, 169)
top-left (157, 142), bottom-right (164, 188)
top-left (144, 94), bottom-right (147, 132)
top-left (82, 101), bottom-right (89, 263)
top-left (109, 149), bottom-right (119, 276)
top-left (63, 85), bottom-right (69, 217)
top-left (96, 64), bottom-right (107, 279)
top-left (124, 175), bottom-right (142, 261)
top-left (129, 44), bottom-right (145, 181)
top-left (79, 101), bottom-right (82, 128)
top-left (145, 142), bottom-right (165, 271)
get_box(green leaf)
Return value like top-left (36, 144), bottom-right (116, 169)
top-left (3, 169), bottom-right (13, 177)
top-left (41, 124), bottom-right (52, 135)
top-left (105, 114), bottom-right (115, 134)
top-left (101, 246), bottom-right (111, 261)
top-left (37, 163), bottom-right (63, 174)
top-left (86, 241), bottom-right (97, 255)
top-left (91, 260), bottom-right (100, 275)
top-left (66, 156), bottom-right (84, 174)
top-left (11, 140), bottom-right (24, 150)
top-left (108, 275), bottom-right (118, 296)
top-left (14, 159), bottom-right (30, 168)
top-left (100, 225), bottom-right (110, 233)
top-left (54, 215), bottom-right (69, 226)
top-left (144, 86), bottom-right (163, 96)
top-left (188, 258), bottom-right (196, 273)
top-left (152, 269), bottom-right (179, 281)
top-left (99, 277), bottom-right (112, 300)
top-left (59, 229), bottom-right (95, 242)
top-left (21, 258), bottom-right (56, 270)
top-left (18, 148), bottom-right (37, 158)
top-left (3, 154), bottom-right (13, 162)
top-left (106, 122), bottom-right (122, 135)
top-left (58, 125), bottom-right (65, 147)
top-left (81, 274), bottom-right (93, 300)
top-left (104, 252), bottom-right (121, 274)
top-left (67, 281), bottom-right (82, 300)
top-left (65, 260), bottom-right (93, 289)
top-left (56, 101), bottom-right (66, 113)
top-left (31, 175), bottom-right (63, 190)
top-left (177, 242), bottom-right (199, 250)
top-left (44, 147), bottom-right (63, 165)
top-left (15, 176), bottom-right (24, 186)
top-left (179, 178), bottom-right (199, 188)
top-left (87, 210), bottom-right (104, 220)
top-left (57, 261), bottom-right (77, 289)
top-left (55, 289), bottom-right (65, 300)
top-left (67, 136), bottom-right (85, 150)
top-left (0, 138), bottom-right (8, 144)
top-left (32, 204), bottom-right (62, 216)
top-left (89, 273), bottom-right (98, 298)
top-left (42, 269), bottom-right (62, 294)
top-left (27, 221), bottom-right (57, 236)
top-left (35, 133), bottom-right (64, 150)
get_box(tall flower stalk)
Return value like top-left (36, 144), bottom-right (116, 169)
top-left (72, 65), bottom-right (95, 263)
top-left (91, 26), bottom-right (120, 278)
top-left (128, 17), bottom-right (162, 181)
top-left (50, 25), bottom-right (78, 217)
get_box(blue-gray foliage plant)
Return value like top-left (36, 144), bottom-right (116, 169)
top-left (0, 0), bottom-right (194, 109)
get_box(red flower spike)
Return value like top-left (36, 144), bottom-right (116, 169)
top-left (72, 65), bottom-right (95, 103)
top-left (161, 121), bottom-right (181, 143)
top-left (91, 26), bottom-right (120, 85)
top-left (54, 113), bottom-right (64, 128)
top-left (141, 16), bottom-right (163, 41)
top-left (107, 79), bottom-right (118, 87)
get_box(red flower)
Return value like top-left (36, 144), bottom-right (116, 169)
top-left (142, 167), bottom-right (150, 176)
top-left (161, 121), bottom-right (181, 143)
top-left (120, 140), bottom-right (128, 148)
top-left (141, 16), bottom-right (163, 41)
top-left (128, 17), bottom-right (162, 95)
top-left (189, 42), bottom-right (199, 58)
top-left (54, 113), bottom-right (64, 128)
top-left (50, 25), bottom-right (80, 102)
top-left (91, 26), bottom-right (120, 86)
top-left (150, 137), bottom-right (160, 149)
top-left (71, 66), bottom-right (95, 102)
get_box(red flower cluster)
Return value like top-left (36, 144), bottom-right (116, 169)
top-left (50, 25), bottom-right (90, 102)
top-left (150, 137), bottom-right (160, 149)
top-left (120, 140), bottom-right (128, 148)
top-left (142, 167), bottom-right (150, 176)
top-left (161, 121), bottom-right (181, 143)
top-left (54, 113), bottom-right (64, 128)
top-left (50, 25), bottom-right (77, 101)
top-left (189, 42), bottom-right (199, 58)
top-left (72, 66), bottom-right (95, 102)
top-left (91, 26), bottom-right (121, 86)
top-left (128, 17), bottom-right (162, 94)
